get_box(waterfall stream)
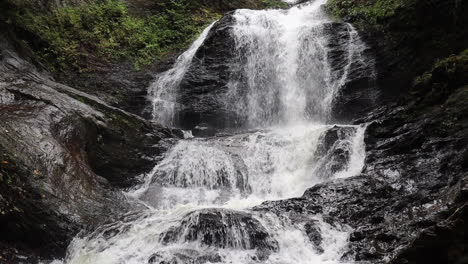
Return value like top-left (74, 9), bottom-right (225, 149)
top-left (62, 1), bottom-right (374, 263)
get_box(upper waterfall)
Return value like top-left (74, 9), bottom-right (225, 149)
top-left (149, 0), bottom-right (373, 129)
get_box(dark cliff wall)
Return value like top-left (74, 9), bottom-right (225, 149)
top-left (326, 0), bottom-right (468, 101)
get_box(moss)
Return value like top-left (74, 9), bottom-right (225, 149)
top-left (413, 72), bottom-right (433, 87)
top-left (413, 49), bottom-right (468, 92)
top-left (408, 51), bottom-right (468, 135)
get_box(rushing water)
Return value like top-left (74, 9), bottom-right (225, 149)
top-left (63, 1), bottom-right (374, 263)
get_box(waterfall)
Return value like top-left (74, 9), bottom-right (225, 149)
top-left (62, 1), bottom-right (374, 264)
top-left (149, 23), bottom-right (216, 126)
top-left (227, 2), bottom-right (371, 126)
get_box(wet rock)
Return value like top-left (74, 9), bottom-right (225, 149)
top-left (176, 14), bottom-right (238, 130)
top-left (192, 123), bottom-right (219, 137)
top-left (256, 74), bottom-right (468, 262)
top-left (175, 17), bottom-right (376, 129)
top-left (148, 249), bottom-right (222, 264)
top-left (149, 140), bottom-right (251, 192)
top-left (321, 22), bottom-right (377, 122)
top-left (57, 58), bottom-right (177, 119)
top-left (160, 208), bottom-right (279, 253)
top-left (0, 37), bottom-right (178, 260)
top-left (304, 220), bottom-right (324, 253)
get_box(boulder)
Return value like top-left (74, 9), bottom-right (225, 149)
top-left (160, 208), bottom-right (279, 253)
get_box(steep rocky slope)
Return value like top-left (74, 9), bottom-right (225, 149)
top-left (0, 36), bottom-right (180, 262)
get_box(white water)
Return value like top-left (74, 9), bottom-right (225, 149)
top-left (62, 1), bottom-right (373, 264)
top-left (227, 0), bottom-right (370, 126)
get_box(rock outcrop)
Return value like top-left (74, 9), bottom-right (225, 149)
top-left (160, 208), bottom-right (279, 253)
top-left (0, 37), bottom-right (179, 262)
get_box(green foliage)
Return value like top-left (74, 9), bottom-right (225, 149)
top-left (433, 49), bottom-right (468, 74)
top-left (411, 49), bottom-right (468, 109)
top-left (5, 0), bottom-right (220, 71)
top-left (261, 0), bottom-right (289, 9)
top-left (325, 0), bottom-right (415, 29)
top-left (413, 72), bottom-right (433, 87)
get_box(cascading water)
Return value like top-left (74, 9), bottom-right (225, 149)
top-left (62, 1), bottom-right (374, 264)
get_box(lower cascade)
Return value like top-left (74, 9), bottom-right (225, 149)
top-left (63, 1), bottom-right (374, 264)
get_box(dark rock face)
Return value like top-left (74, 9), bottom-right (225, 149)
top-left (56, 58), bottom-right (177, 119)
top-left (322, 22), bottom-right (377, 122)
top-left (160, 208), bottom-right (279, 253)
top-left (176, 14), bottom-right (238, 130)
top-left (0, 38), bottom-right (178, 261)
top-left (328, 0), bottom-right (468, 105)
top-left (304, 220), bottom-right (324, 253)
top-left (192, 123), bottom-right (219, 137)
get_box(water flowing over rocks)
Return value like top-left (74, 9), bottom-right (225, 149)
top-left (160, 209), bottom-right (279, 252)
top-left (62, 1), bottom-right (373, 263)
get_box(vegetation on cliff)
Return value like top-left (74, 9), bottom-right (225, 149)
top-left (411, 49), bottom-right (468, 134)
top-left (0, 0), bottom-right (286, 72)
